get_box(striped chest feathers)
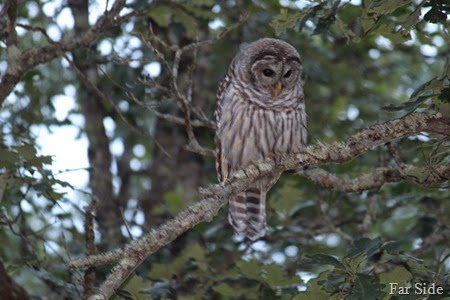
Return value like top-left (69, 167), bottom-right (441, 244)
top-left (218, 98), bottom-right (306, 169)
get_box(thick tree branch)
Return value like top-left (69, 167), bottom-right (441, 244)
top-left (68, 112), bottom-right (449, 299)
top-left (298, 164), bottom-right (449, 193)
top-left (0, 0), bottom-right (126, 105)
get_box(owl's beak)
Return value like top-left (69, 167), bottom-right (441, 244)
top-left (271, 82), bottom-right (283, 97)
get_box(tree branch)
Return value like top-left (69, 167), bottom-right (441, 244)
top-left (67, 112), bottom-right (449, 299)
top-left (298, 163), bottom-right (449, 193)
top-left (0, 0), bottom-right (127, 105)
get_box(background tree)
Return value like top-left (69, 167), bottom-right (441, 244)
top-left (0, 0), bottom-right (449, 299)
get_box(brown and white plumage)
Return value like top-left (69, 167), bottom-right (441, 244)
top-left (215, 38), bottom-right (307, 240)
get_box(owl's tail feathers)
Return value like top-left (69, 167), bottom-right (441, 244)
top-left (228, 187), bottom-right (267, 241)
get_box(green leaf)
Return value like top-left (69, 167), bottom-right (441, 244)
top-left (149, 5), bottom-right (173, 27)
top-left (270, 177), bottom-right (303, 220)
top-left (173, 8), bottom-right (197, 38)
top-left (400, 7), bottom-right (421, 33)
top-left (381, 240), bottom-right (404, 254)
top-left (405, 167), bottom-right (431, 183)
top-left (0, 148), bottom-right (20, 168)
top-left (45, 190), bottom-right (65, 201)
top-left (264, 263), bottom-right (303, 288)
top-left (213, 282), bottom-right (235, 297)
top-left (271, 10), bottom-right (308, 36)
top-left (346, 273), bottom-right (385, 300)
top-left (379, 266), bottom-right (412, 300)
top-left (293, 271), bottom-right (334, 300)
top-left (434, 87), bottom-right (450, 117)
top-left (382, 95), bottom-right (429, 112)
top-left (372, 22), bottom-right (410, 43)
top-left (213, 282), bottom-right (260, 299)
top-left (410, 78), bottom-right (444, 100)
top-left (149, 243), bottom-right (206, 278)
top-left (14, 144), bottom-right (37, 160)
top-left (0, 173), bottom-right (8, 202)
top-left (367, 0), bottom-right (410, 15)
top-left (181, 4), bottom-right (216, 19)
top-left (236, 261), bottom-right (302, 289)
top-left (307, 254), bottom-right (346, 269)
top-left (346, 237), bottom-right (382, 258)
top-left (318, 273), bottom-right (347, 294)
top-left (236, 260), bottom-right (264, 282)
top-left (120, 275), bottom-right (152, 300)
top-left (164, 191), bottom-right (185, 216)
top-left (190, 0), bottom-right (215, 5)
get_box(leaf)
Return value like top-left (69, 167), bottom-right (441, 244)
top-left (0, 148), bottom-right (20, 168)
top-left (318, 273), bottom-right (347, 294)
top-left (405, 167), bottom-right (431, 183)
top-left (191, 0), bottom-right (215, 5)
top-left (236, 261), bottom-right (302, 289)
top-left (213, 282), bottom-right (235, 297)
top-left (367, 0), bottom-right (410, 15)
top-left (434, 87), bottom-right (450, 117)
top-left (148, 5), bottom-right (173, 27)
top-left (271, 10), bottom-right (307, 36)
top-left (381, 240), bottom-right (405, 254)
top-left (45, 190), bottom-right (65, 201)
top-left (382, 95), bottom-right (429, 112)
top-left (270, 178), bottom-right (302, 219)
top-left (346, 237), bottom-right (382, 258)
top-left (424, 7), bottom-right (447, 24)
top-left (149, 243), bottom-right (206, 278)
top-left (379, 266), bottom-right (412, 300)
top-left (0, 173), bottom-right (8, 203)
top-left (213, 282), bottom-right (260, 299)
top-left (264, 263), bottom-right (303, 288)
top-left (293, 271), bottom-right (333, 300)
top-left (360, 15), bottom-right (377, 33)
top-left (410, 77), bottom-right (444, 100)
top-left (307, 254), bottom-right (346, 269)
top-left (400, 7), bottom-right (421, 33)
top-left (120, 275), bottom-right (152, 300)
top-left (173, 8), bottom-right (197, 38)
top-left (143, 281), bottom-right (171, 299)
top-left (14, 144), bottom-right (37, 160)
top-left (236, 260), bottom-right (264, 282)
top-left (372, 22), bottom-right (410, 43)
top-left (346, 273), bottom-right (385, 300)
top-left (164, 191), bottom-right (185, 216)
top-left (181, 4), bottom-right (216, 19)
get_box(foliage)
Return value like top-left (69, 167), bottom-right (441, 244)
top-left (0, 0), bottom-right (449, 299)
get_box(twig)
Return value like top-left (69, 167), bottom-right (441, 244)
top-left (83, 199), bottom-right (97, 299)
top-left (63, 54), bottom-right (173, 158)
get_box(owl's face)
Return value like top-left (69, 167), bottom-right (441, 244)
top-left (235, 38), bottom-right (302, 99)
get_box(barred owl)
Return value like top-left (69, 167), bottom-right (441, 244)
top-left (215, 38), bottom-right (307, 240)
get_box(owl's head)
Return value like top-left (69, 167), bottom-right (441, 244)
top-left (234, 38), bottom-right (302, 98)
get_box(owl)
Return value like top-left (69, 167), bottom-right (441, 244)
top-left (215, 38), bottom-right (307, 240)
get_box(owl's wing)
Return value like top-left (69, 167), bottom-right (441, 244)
top-left (215, 74), bottom-right (232, 182)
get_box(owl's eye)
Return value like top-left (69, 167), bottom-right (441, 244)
top-left (263, 69), bottom-right (275, 77)
top-left (284, 70), bottom-right (292, 78)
